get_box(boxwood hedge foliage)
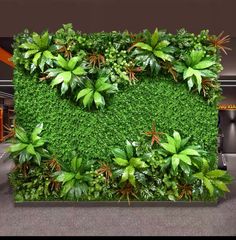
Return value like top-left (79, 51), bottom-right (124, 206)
top-left (13, 67), bottom-right (218, 164)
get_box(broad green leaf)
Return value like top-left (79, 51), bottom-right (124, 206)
top-left (125, 140), bottom-right (133, 160)
top-left (43, 50), bottom-right (54, 59)
top-left (206, 170), bottom-right (226, 179)
top-left (41, 31), bottom-right (50, 48)
top-left (177, 154), bottom-right (191, 165)
top-left (15, 126), bottom-right (28, 143)
top-left (56, 172), bottom-right (75, 184)
top-left (173, 131), bottom-right (181, 150)
top-left (130, 157), bottom-right (148, 169)
top-left (127, 166), bottom-right (135, 187)
top-left (183, 67), bottom-right (194, 80)
top-left (68, 57), bottom-right (79, 70)
top-left (56, 71), bottom-right (71, 84)
top-left (193, 70), bottom-right (202, 93)
top-left (25, 49), bottom-right (39, 58)
top-left (35, 152), bottom-right (41, 166)
top-left (155, 40), bottom-right (170, 50)
top-left (112, 148), bottom-right (127, 159)
top-left (39, 55), bottom-right (46, 72)
top-left (134, 42), bottom-right (153, 51)
top-left (193, 172), bottom-right (204, 180)
top-left (179, 161), bottom-right (191, 175)
top-left (7, 143), bottom-right (27, 153)
top-left (203, 177), bottom-right (214, 196)
top-left (96, 83), bottom-right (112, 92)
top-left (166, 134), bottom-right (175, 146)
top-left (154, 50), bottom-right (172, 61)
top-left (194, 60), bottom-right (215, 70)
top-left (32, 32), bottom-right (42, 47)
top-left (113, 158), bottom-right (128, 166)
top-left (71, 157), bottom-right (82, 172)
top-left (94, 91), bottom-right (105, 108)
top-left (172, 154), bottom-right (180, 170)
top-left (61, 179), bottom-right (75, 197)
top-left (151, 28), bottom-right (159, 47)
top-left (160, 143), bottom-right (176, 154)
top-left (180, 136), bottom-right (191, 148)
top-left (33, 139), bottom-right (45, 148)
top-left (180, 148), bottom-right (200, 156)
top-left (213, 180), bottom-right (230, 192)
top-left (45, 68), bottom-right (64, 77)
top-left (32, 52), bottom-right (42, 66)
top-left (61, 82), bottom-right (69, 95)
top-left (76, 88), bottom-right (92, 101)
top-left (19, 42), bottom-right (38, 50)
top-left (83, 90), bottom-right (94, 108)
top-left (190, 50), bottom-right (204, 65)
top-left (57, 55), bottom-right (68, 69)
top-left (95, 77), bottom-right (106, 89)
top-left (200, 69), bottom-right (217, 78)
top-left (72, 66), bottom-right (86, 75)
top-left (31, 123), bottom-right (43, 143)
top-left (187, 78), bottom-right (194, 90)
top-left (120, 167), bottom-right (129, 183)
top-left (26, 144), bottom-right (36, 155)
top-left (174, 62), bottom-right (186, 73)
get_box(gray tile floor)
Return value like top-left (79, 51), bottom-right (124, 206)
top-left (0, 143), bottom-right (236, 236)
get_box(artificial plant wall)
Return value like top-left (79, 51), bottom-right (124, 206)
top-left (9, 24), bottom-right (233, 202)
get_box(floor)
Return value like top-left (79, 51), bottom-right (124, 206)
top-left (0, 143), bottom-right (236, 236)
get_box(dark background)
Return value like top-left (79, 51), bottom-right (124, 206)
top-left (0, 0), bottom-right (236, 37)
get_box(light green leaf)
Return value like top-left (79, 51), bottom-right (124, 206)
top-left (76, 88), bottom-right (92, 101)
top-left (43, 50), bottom-right (54, 59)
top-left (187, 78), bottom-right (194, 90)
top-left (194, 60), bottom-right (215, 69)
top-left (206, 170), bottom-right (226, 179)
top-left (83, 90), bottom-right (94, 108)
top-left (71, 157), bottom-right (82, 172)
top-left (125, 140), bottom-right (133, 160)
top-left (173, 131), bottom-right (181, 150)
top-left (19, 42), bottom-right (38, 50)
top-left (113, 158), bottom-right (129, 166)
top-left (190, 50), bottom-right (204, 65)
top-left (134, 42), bottom-right (153, 51)
top-left (61, 82), bottom-right (69, 95)
top-left (31, 123), bottom-right (43, 143)
top-left (72, 66), bottom-right (86, 75)
top-left (130, 157), bottom-right (148, 169)
top-left (56, 172), bottom-right (75, 184)
top-left (203, 177), bottom-right (214, 196)
top-left (155, 40), bottom-right (170, 50)
top-left (15, 126), bottom-right (28, 143)
top-left (120, 167), bottom-right (129, 183)
top-left (32, 32), bottom-right (42, 47)
top-left (41, 31), bottom-right (50, 48)
top-left (24, 49), bottom-right (39, 58)
top-left (112, 148), bottom-right (127, 159)
top-left (7, 143), bottom-right (27, 153)
top-left (154, 50), bottom-right (172, 61)
top-left (172, 154), bottom-right (180, 170)
top-left (94, 91), bottom-right (105, 108)
top-left (213, 180), bottom-right (230, 192)
top-left (183, 67), bottom-right (194, 80)
top-left (160, 143), bottom-right (176, 154)
top-left (26, 144), bottom-right (36, 155)
top-left (193, 70), bottom-right (202, 93)
top-left (127, 166), bottom-right (135, 187)
top-left (96, 83), bottom-right (112, 92)
top-left (68, 57), bottom-right (79, 70)
top-left (178, 154), bottom-right (191, 165)
top-left (180, 148), bottom-right (200, 156)
top-left (57, 55), bottom-right (68, 69)
top-left (193, 172), bottom-right (204, 180)
top-left (33, 139), bottom-right (45, 148)
top-left (151, 28), bottom-right (159, 47)
top-left (32, 52), bottom-right (42, 66)
top-left (179, 162), bottom-right (191, 175)
top-left (55, 71), bottom-right (72, 85)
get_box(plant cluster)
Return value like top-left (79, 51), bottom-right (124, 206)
top-left (13, 24), bottom-right (230, 107)
top-left (8, 123), bottom-right (233, 204)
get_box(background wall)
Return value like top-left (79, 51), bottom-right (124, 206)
top-left (0, 0), bottom-right (236, 37)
